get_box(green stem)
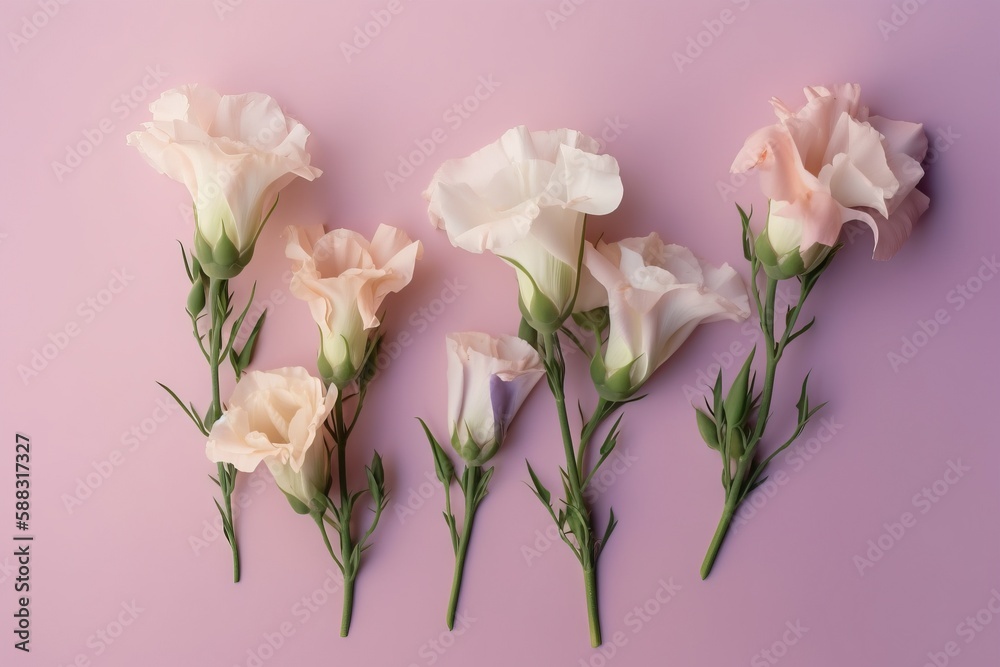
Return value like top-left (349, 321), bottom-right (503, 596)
top-left (700, 499), bottom-right (735, 580)
top-left (340, 576), bottom-right (355, 637)
top-left (314, 512), bottom-right (352, 635)
top-left (542, 331), bottom-right (603, 646)
top-left (446, 465), bottom-right (481, 630)
top-left (335, 396), bottom-right (349, 504)
top-left (750, 278), bottom-right (779, 445)
top-left (576, 398), bottom-right (611, 476)
top-left (584, 566), bottom-right (602, 647)
top-left (207, 277), bottom-right (240, 583)
top-left (332, 395), bottom-right (356, 636)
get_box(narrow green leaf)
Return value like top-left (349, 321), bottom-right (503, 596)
top-left (156, 382), bottom-right (209, 436)
top-left (418, 418), bottom-right (454, 484)
top-left (525, 460), bottom-right (551, 506)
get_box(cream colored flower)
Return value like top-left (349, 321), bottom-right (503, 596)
top-left (128, 84), bottom-right (321, 278)
top-left (205, 367), bottom-right (335, 512)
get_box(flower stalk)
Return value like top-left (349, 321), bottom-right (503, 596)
top-left (697, 206), bottom-right (836, 579)
top-left (318, 386), bottom-right (387, 636)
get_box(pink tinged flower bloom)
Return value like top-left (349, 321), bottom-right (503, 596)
top-left (205, 367), bottom-right (336, 513)
top-left (424, 126), bottom-right (624, 333)
top-left (445, 332), bottom-right (545, 466)
top-left (732, 84), bottom-right (928, 272)
top-left (286, 224), bottom-right (422, 388)
top-left (583, 234), bottom-right (750, 399)
top-left (128, 84), bottom-right (322, 278)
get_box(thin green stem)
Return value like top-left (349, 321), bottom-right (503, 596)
top-left (208, 277), bottom-right (240, 583)
top-left (750, 277), bottom-right (779, 446)
top-left (544, 333), bottom-right (582, 488)
top-left (314, 512), bottom-right (352, 636)
top-left (584, 567), bottom-right (602, 647)
top-left (541, 331), bottom-right (603, 646)
top-left (340, 576), bottom-right (355, 637)
top-left (315, 511), bottom-right (344, 571)
top-left (335, 396), bottom-right (349, 503)
top-left (700, 500), bottom-right (735, 580)
top-left (331, 394), bottom-right (357, 636)
top-left (576, 398), bottom-right (611, 477)
top-left (446, 465), bottom-right (481, 630)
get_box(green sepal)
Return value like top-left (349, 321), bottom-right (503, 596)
top-left (518, 316), bottom-right (540, 351)
top-left (590, 352), bottom-right (641, 402)
top-left (282, 490), bottom-right (312, 515)
top-left (572, 306), bottom-right (609, 336)
top-left (501, 254), bottom-right (566, 334)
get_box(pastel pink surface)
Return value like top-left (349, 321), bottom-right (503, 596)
top-left (2, 1), bottom-right (998, 665)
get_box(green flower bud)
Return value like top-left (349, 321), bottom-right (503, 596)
top-left (727, 428), bottom-right (745, 459)
top-left (723, 348), bottom-right (756, 427)
top-left (696, 408), bottom-right (720, 450)
top-left (186, 276), bottom-right (207, 315)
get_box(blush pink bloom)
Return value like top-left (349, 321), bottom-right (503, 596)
top-left (286, 224), bottom-right (422, 388)
top-left (732, 83), bottom-right (929, 265)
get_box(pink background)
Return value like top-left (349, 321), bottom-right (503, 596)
top-left (3, 1), bottom-right (999, 665)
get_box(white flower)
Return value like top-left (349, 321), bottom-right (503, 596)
top-left (425, 126), bottom-right (623, 332)
top-left (583, 234), bottom-right (750, 399)
top-left (128, 84), bottom-right (322, 278)
top-left (446, 332), bottom-right (545, 465)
